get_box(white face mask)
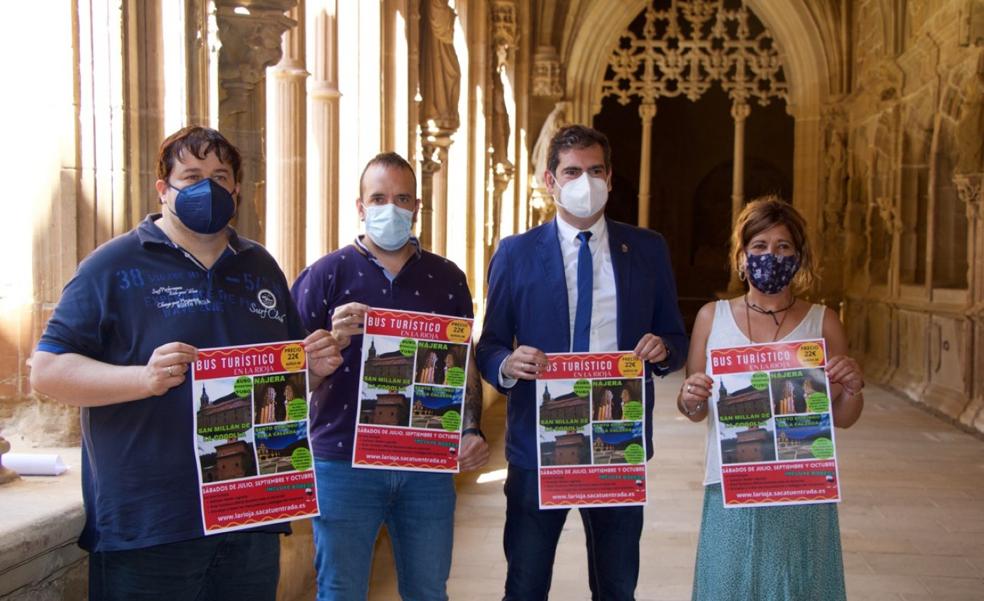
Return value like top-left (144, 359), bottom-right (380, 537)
top-left (363, 203), bottom-right (414, 251)
top-left (555, 172), bottom-right (608, 219)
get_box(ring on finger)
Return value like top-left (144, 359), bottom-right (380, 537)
top-left (686, 384), bottom-right (692, 393)
top-left (167, 365), bottom-right (174, 377)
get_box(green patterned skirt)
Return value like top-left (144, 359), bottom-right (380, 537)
top-left (692, 484), bottom-right (846, 601)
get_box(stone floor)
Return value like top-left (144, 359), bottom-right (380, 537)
top-left (363, 373), bottom-right (984, 601)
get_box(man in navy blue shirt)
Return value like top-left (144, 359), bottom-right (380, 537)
top-left (30, 127), bottom-right (344, 601)
top-left (291, 152), bottom-right (489, 601)
top-left (476, 125), bottom-right (688, 600)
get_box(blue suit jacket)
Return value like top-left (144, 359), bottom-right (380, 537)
top-left (476, 217), bottom-right (689, 469)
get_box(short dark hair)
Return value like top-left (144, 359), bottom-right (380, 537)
top-left (359, 152), bottom-right (418, 197)
top-left (546, 125), bottom-right (612, 174)
top-left (731, 195), bottom-right (817, 291)
top-left (157, 126), bottom-right (243, 183)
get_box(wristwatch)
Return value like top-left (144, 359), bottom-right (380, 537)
top-left (462, 427), bottom-right (486, 440)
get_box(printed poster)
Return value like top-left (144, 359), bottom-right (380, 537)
top-left (708, 338), bottom-right (841, 508)
top-left (192, 341), bottom-right (318, 534)
top-left (536, 352), bottom-right (648, 509)
top-left (352, 308), bottom-right (473, 472)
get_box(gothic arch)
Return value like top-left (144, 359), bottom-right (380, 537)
top-left (563, 0), bottom-right (830, 122)
top-left (563, 0), bottom-right (647, 125)
top-left (561, 0), bottom-right (832, 239)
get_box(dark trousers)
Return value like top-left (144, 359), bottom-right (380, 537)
top-left (88, 532), bottom-right (280, 601)
top-left (502, 465), bottom-right (643, 601)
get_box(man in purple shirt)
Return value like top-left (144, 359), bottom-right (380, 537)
top-left (291, 152), bottom-right (489, 601)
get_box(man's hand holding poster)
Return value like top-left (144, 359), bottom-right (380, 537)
top-left (192, 341), bottom-right (318, 534)
top-left (708, 338), bottom-right (841, 508)
top-left (352, 308), bottom-right (473, 472)
top-left (536, 352), bottom-right (648, 509)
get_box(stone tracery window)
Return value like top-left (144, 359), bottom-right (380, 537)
top-left (598, 0), bottom-right (788, 230)
top-left (601, 0), bottom-right (787, 107)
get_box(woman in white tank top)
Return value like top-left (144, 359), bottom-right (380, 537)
top-left (677, 197), bottom-right (865, 601)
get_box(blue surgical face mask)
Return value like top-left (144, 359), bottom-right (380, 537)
top-left (167, 178), bottom-right (236, 234)
top-left (363, 203), bottom-right (414, 251)
top-left (745, 252), bottom-right (800, 294)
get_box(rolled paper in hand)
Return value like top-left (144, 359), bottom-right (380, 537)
top-left (3, 453), bottom-right (69, 476)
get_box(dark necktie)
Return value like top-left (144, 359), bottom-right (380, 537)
top-left (572, 231), bottom-right (593, 352)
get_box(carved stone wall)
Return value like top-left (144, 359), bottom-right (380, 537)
top-left (838, 0), bottom-right (984, 434)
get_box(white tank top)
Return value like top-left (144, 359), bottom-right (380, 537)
top-left (702, 300), bottom-right (826, 486)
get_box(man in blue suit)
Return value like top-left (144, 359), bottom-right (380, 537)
top-left (476, 125), bottom-right (688, 600)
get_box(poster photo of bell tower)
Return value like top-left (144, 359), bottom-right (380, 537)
top-left (358, 336), bottom-right (414, 427)
top-left (195, 376), bottom-right (258, 483)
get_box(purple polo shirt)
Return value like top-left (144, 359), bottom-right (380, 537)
top-left (291, 237), bottom-right (473, 460)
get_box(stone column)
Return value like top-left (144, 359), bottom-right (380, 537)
top-left (954, 173), bottom-right (984, 430)
top-left (637, 101), bottom-right (656, 228)
top-left (184, 0), bottom-right (210, 125)
top-left (418, 0), bottom-right (460, 254)
top-left (819, 110), bottom-right (849, 303)
top-left (267, 5), bottom-right (307, 280)
top-left (489, 2), bottom-right (516, 252)
top-left (420, 138), bottom-right (452, 254)
top-left (123, 0), bottom-right (164, 222)
top-left (727, 100), bottom-right (751, 293)
top-left (214, 0), bottom-right (297, 243)
top-left (432, 145), bottom-right (450, 256)
top-left (491, 0), bottom-right (516, 67)
top-left (308, 1), bottom-right (340, 255)
top-left (730, 100), bottom-right (750, 226)
top-left (407, 0), bottom-right (421, 169)
top-left (790, 114), bottom-right (825, 273)
top-left (418, 145), bottom-right (438, 251)
top-left (954, 174), bottom-right (984, 311)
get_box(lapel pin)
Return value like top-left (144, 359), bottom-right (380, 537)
top-left (621, 243), bottom-right (629, 253)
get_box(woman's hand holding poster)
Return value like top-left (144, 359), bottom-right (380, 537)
top-left (708, 338), bottom-right (841, 508)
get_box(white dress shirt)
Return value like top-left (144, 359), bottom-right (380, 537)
top-left (499, 215), bottom-right (618, 387)
top-left (554, 215), bottom-right (618, 352)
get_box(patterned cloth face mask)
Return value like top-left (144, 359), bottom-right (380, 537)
top-left (745, 252), bottom-right (800, 294)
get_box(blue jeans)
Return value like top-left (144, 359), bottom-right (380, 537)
top-left (88, 532), bottom-right (280, 601)
top-left (312, 459), bottom-right (456, 601)
top-left (503, 464), bottom-right (643, 601)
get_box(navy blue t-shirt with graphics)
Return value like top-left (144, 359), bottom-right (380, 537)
top-left (37, 215), bottom-right (306, 552)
